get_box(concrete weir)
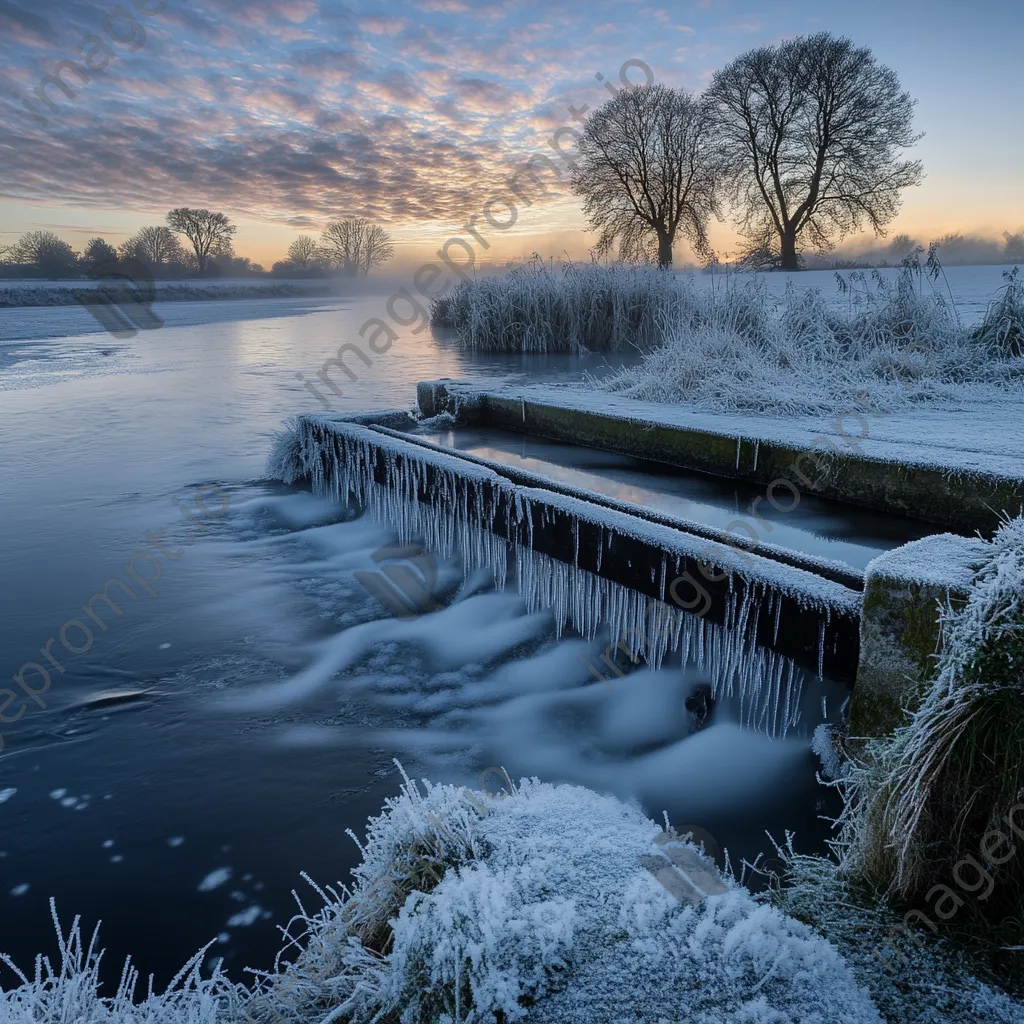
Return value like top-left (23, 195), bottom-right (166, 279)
top-left (279, 411), bottom-right (861, 687)
top-left (413, 379), bottom-right (1024, 737)
top-left (275, 381), bottom-right (1021, 737)
top-left (851, 534), bottom-right (989, 736)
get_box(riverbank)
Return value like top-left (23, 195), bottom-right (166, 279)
top-left (0, 281), bottom-right (343, 309)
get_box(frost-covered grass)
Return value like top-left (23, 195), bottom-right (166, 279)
top-left (240, 765), bottom-right (882, 1023)
top-left (834, 515), bottom-right (1024, 955)
top-left (3, 766), bottom-right (884, 1024)
top-left (431, 261), bottom-right (1024, 414)
top-left (0, 900), bottom-right (242, 1022)
top-left (601, 265), bottom-right (1024, 415)
top-left (430, 263), bottom-right (693, 353)
top-left (772, 853), bottom-right (1024, 1024)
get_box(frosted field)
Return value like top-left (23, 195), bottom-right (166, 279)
top-left (678, 263), bottom-right (1019, 327)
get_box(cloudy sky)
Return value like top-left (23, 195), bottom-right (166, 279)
top-left (1, 0), bottom-right (1022, 268)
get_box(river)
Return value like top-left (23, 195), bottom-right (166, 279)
top-left (0, 282), bottom-right (930, 989)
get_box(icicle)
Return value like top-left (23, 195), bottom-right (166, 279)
top-left (817, 620), bottom-right (826, 679)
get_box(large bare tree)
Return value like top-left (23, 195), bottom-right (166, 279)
top-left (167, 208), bottom-right (236, 274)
top-left (9, 230), bottom-right (80, 277)
top-left (287, 235), bottom-right (323, 270)
top-left (708, 32), bottom-right (924, 270)
top-left (570, 84), bottom-right (720, 269)
top-left (120, 226), bottom-right (183, 267)
top-left (320, 218), bottom-right (394, 275)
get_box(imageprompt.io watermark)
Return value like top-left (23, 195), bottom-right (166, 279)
top-left (73, 256), bottom-right (165, 338)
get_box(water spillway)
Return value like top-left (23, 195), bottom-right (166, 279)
top-left (272, 410), bottom-right (864, 703)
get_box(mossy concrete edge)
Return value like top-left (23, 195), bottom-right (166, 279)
top-left (850, 535), bottom-right (988, 736)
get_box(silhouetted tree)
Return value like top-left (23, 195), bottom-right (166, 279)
top-left (211, 254), bottom-right (262, 276)
top-left (320, 218), bottom-right (394, 275)
top-left (287, 235), bottom-right (323, 270)
top-left (167, 208), bottom-right (236, 274)
top-left (708, 33), bottom-right (924, 270)
top-left (84, 238), bottom-right (117, 268)
top-left (121, 226), bottom-right (183, 267)
top-left (10, 230), bottom-right (80, 278)
top-left (571, 84), bottom-right (720, 268)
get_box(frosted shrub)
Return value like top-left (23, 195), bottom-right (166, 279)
top-left (241, 764), bottom-right (880, 1023)
top-left (601, 267), bottom-right (1024, 414)
top-left (429, 263), bottom-right (695, 353)
top-left (972, 266), bottom-right (1024, 358)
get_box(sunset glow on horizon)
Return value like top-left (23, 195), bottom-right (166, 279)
top-left (2, 0), bottom-right (1022, 269)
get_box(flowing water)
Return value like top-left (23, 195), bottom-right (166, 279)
top-left (0, 290), bottom-right (924, 990)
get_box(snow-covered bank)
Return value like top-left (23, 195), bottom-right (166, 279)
top-left (1, 769), bottom-right (882, 1023)
top-left (6, 764), bottom-right (1022, 1022)
top-left (0, 281), bottom-right (340, 308)
top-left (432, 262), bottom-right (1024, 416)
top-left (601, 265), bottom-right (1024, 415)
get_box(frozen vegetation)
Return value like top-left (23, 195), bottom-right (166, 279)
top-left (602, 265), bottom-right (1024, 415)
top-left (430, 263), bottom-right (693, 353)
top-left (835, 514), bottom-right (1024, 954)
top-left (1, 768), bottom-right (883, 1024)
top-left (432, 262), bottom-right (1024, 416)
top-left (5, 763), bottom-right (1020, 1022)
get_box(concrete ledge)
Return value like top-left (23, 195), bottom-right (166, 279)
top-left (849, 534), bottom-right (988, 736)
top-left (417, 380), bottom-right (1024, 534)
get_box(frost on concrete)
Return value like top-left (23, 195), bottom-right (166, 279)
top-left (242, 766), bottom-right (882, 1023)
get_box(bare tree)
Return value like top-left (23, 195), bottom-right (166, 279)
top-left (121, 226), bottom-right (183, 267)
top-left (320, 218), bottom-right (394, 275)
top-left (84, 238), bottom-right (117, 268)
top-left (167, 208), bottom-right (236, 274)
top-left (287, 235), bottom-right (323, 270)
top-left (708, 33), bottom-right (924, 270)
top-left (10, 230), bottom-right (81, 278)
top-left (570, 84), bottom-right (720, 269)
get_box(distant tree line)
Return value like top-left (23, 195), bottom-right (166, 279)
top-left (798, 231), bottom-right (1024, 271)
top-left (1, 212), bottom-right (394, 281)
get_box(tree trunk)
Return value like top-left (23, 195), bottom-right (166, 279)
top-left (779, 229), bottom-right (799, 271)
top-left (657, 232), bottom-right (673, 270)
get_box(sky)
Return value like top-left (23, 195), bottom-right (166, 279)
top-left (1, 0), bottom-right (1022, 269)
